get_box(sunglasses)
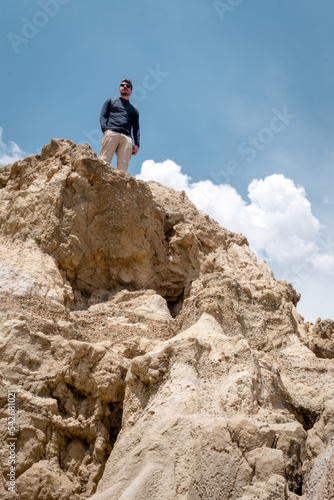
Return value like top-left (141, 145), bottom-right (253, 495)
top-left (120, 83), bottom-right (132, 89)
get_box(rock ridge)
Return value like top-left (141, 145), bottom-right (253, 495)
top-left (0, 139), bottom-right (333, 500)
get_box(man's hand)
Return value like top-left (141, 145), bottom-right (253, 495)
top-left (132, 145), bottom-right (139, 156)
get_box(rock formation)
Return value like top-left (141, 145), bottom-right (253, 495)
top-left (0, 139), bottom-right (333, 499)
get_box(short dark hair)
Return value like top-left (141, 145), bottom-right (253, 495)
top-left (120, 78), bottom-right (133, 89)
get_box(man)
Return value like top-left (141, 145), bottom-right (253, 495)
top-left (99, 79), bottom-right (140, 172)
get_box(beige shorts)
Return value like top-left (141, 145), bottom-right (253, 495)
top-left (99, 130), bottom-right (133, 172)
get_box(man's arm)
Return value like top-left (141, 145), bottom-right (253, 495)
top-left (99, 99), bottom-right (111, 133)
top-left (132, 109), bottom-right (140, 150)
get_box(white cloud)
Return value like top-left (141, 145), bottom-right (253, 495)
top-left (137, 159), bottom-right (334, 322)
top-left (0, 127), bottom-right (25, 166)
top-left (138, 159), bottom-right (191, 192)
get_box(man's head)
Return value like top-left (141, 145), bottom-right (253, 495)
top-left (119, 79), bottom-right (133, 100)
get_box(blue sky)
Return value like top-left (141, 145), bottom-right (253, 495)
top-left (1, 0), bottom-right (334, 322)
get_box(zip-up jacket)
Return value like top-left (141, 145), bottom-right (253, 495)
top-left (99, 97), bottom-right (140, 147)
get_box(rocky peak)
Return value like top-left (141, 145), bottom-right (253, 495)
top-left (0, 139), bottom-right (333, 499)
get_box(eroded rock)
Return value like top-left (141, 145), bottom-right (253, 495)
top-left (0, 139), bottom-right (333, 499)
top-left (0, 312), bottom-right (128, 499)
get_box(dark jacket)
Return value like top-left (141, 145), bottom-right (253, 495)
top-left (99, 98), bottom-right (140, 147)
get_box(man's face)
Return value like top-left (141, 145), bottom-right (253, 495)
top-left (119, 82), bottom-right (132, 98)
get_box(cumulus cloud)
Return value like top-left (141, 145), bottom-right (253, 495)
top-left (138, 159), bottom-right (191, 192)
top-left (137, 159), bottom-right (334, 321)
top-left (0, 127), bottom-right (25, 166)
top-left (138, 160), bottom-right (320, 264)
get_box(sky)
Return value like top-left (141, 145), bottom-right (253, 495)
top-left (1, 0), bottom-right (333, 322)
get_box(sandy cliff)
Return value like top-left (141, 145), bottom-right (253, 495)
top-left (0, 139), bottom-right (333, 499)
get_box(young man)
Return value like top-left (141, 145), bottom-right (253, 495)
top-left (99, 79), bottom-right (140, 172)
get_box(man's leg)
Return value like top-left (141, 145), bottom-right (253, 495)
top-left (100, 130), bottom-right (121, 164)
top-left (116, 135), bottom-right (133, 172)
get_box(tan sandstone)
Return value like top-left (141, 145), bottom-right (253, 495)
top-left (0, 139), bottom-right (333, 500)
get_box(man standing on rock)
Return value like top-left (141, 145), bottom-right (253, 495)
top-left (99, 79), bottom-right (140, 172)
